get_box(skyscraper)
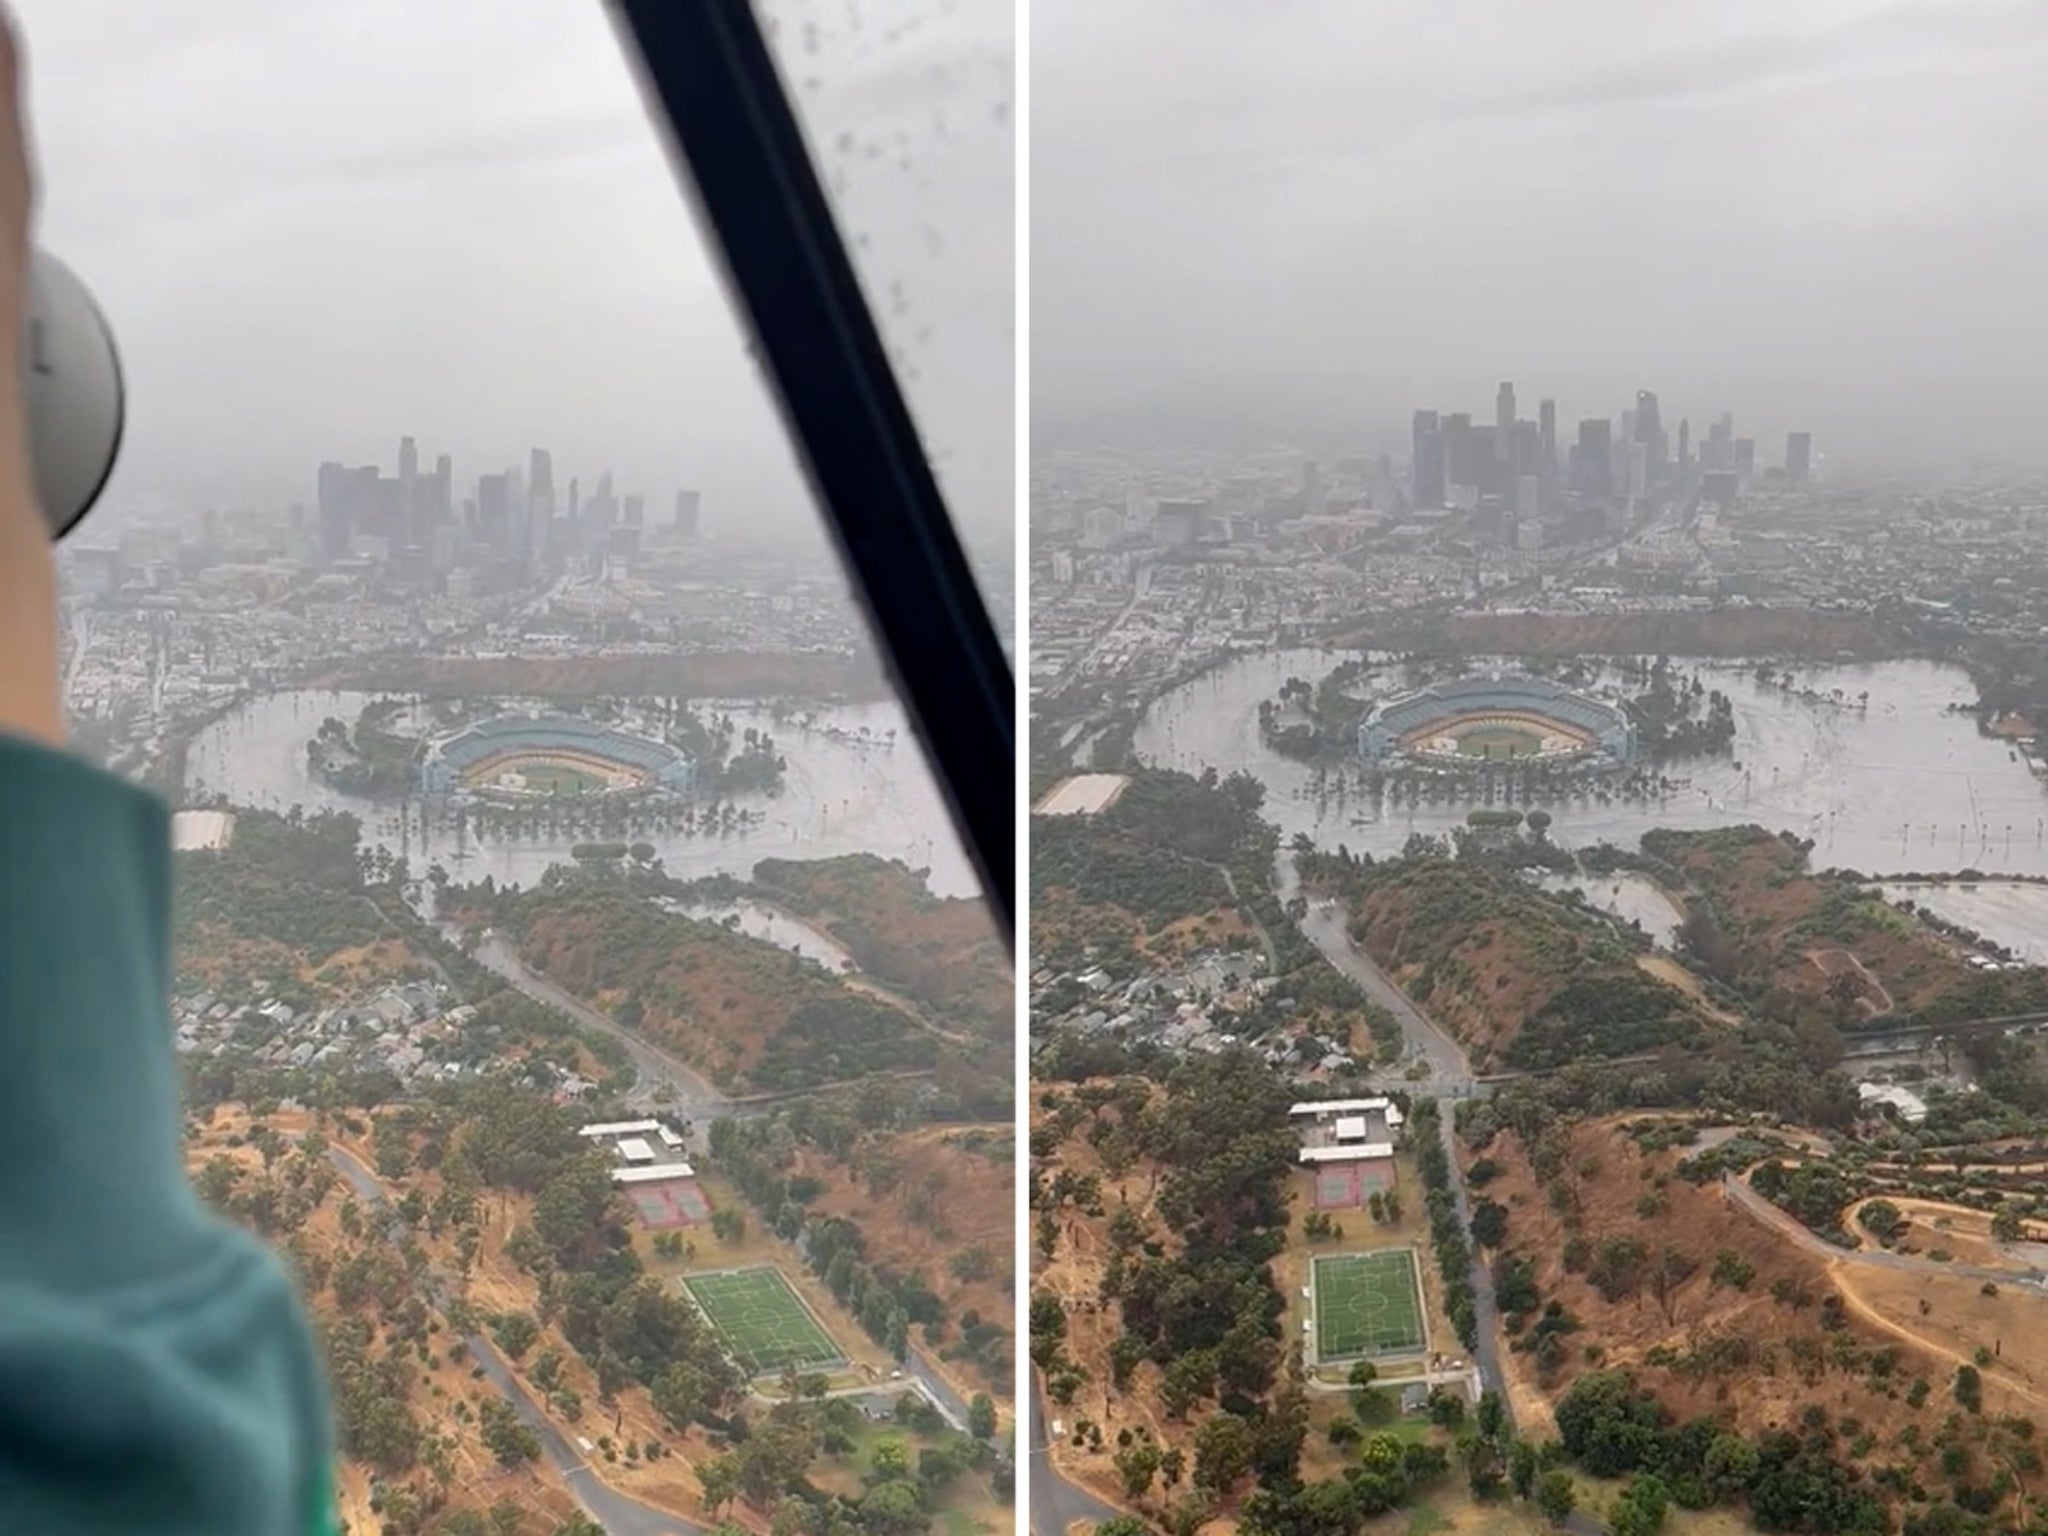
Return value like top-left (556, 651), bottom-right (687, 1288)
top-left (674, 490), bottom-right (702, 538)
top-left (1677, 419), bottom-right (1691, 468)
top-left (1411, 409), bottom-right (1445, 507)
top-left (1573, 418), bottom-right (1612, 501)
top-left (398, 435), bottom-right (420, 552)
top-left (1444, 412), bottom-right (1476, 490)
top-left (1786, 432), bottom-right (1812, 482)
top-left (1496, 381), bottom-right (1516, 466)
top-left (1634, 391), bottom-right (1660, 441)
top-left (1538, 399), bottom-right (1556, 471)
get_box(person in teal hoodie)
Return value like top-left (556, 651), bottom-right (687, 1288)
top-left (0, 15), bottom-right (338, 1533)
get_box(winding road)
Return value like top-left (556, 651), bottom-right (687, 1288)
top-left (328, 1147), bottom-right (703, 1536)
top-left (1275, 852), bottom-right (1473, 1084)
top-left (1723, 1172), bottom-right (2048, 1290)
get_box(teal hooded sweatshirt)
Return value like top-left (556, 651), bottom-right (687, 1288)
top-left (0, 732), bottom-right (336, 1533)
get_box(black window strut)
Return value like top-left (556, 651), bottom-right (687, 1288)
top-left (608, 1), bottom-right (1014, 944)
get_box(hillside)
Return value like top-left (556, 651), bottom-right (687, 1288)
top-left (749, 854), bottom-right (1011, 1040)
top-left (1455, 1108), bottom-right (2046, 1529)
top-left (498, 880), bottom-right (940, 1092)
top-left (1030, 770), bottom-right (1273, 977)
top-left (184, 1108), bottom-right (582, 1536)
top-left (1026, 1051), bottom-right (1502, 1536)
top-left (1309, 852), bottom-right (1718, 1070)
top-left (1646, 826), bottom-right (2048, 1028)
top-left (788, 1124), bottom-right (1015, 1394)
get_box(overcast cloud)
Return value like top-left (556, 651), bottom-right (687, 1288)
top-left (1032, 0), bottom-right (2048, 473)
top-left (17, 0), bottom-right (1011, 556)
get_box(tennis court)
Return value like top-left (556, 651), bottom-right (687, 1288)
top-left (682, 1267), bottom-right (845, 1375)
top-left (1312, 1249), bottom-right (1426, 1360)
top-left (626, 1178), bottom-right (711, 1230)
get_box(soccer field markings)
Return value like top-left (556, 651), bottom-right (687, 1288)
top-left (1310, 1249), bottom-right (1426, 1361)
top-left (681, 1267), bottom-right (847, 1376)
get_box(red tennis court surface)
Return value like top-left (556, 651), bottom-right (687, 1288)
top-left (1315, 1165), bottom-right (1366, 1209)
top-left (1313, 1159), bottom-right (1397, 1209)
top-left (627, 1178), bottom-right (712, 1230)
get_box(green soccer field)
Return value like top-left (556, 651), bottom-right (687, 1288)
top-left (682, 1267), bottom-right (846, 1376)
top-left (1313, 1249), bottom-right (1426, 1360)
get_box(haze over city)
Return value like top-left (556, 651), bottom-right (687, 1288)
top-left (1033, 0), bottom-right (2048, 471)
top-left (20, 0), bottom-right (1013, 567)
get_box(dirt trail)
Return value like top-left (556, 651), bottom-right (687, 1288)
top-left (1828, 1266), bottom-right (2048, 1411)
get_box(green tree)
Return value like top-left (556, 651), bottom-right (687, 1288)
top-left (1955, 1363), bottom-right (1984, 1413)
top-left (968, 1393), bottom-right (998, 1441)
top-left (490, 1311), bottom-right (539, 1361)
top-left (1536, 1470), bottom-right (1577, 1526)
top-left (1858, 1199), bottom-right (1903, 1244)
top-left (1509, 1440), bottom-right (1538, 1499)
top-left (478, 1398), bottom-right (540, 1466)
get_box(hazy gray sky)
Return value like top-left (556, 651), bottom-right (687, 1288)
top-left (1033, 0), bottom-right (2048, 473)
top-left (19, 0), bottom-right (1011, 552)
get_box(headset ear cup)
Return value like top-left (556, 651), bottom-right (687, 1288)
top-left (23, 249), bottom-right (124, 541)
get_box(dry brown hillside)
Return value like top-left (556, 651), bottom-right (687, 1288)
top-left (1466, 1117), bottom-right (2037, 1492)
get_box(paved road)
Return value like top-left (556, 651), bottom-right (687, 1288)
top-left (327, 1148), bottom-right (702, 1536)
top-left (1275, 853), bottom-right (1474, 1084)
top-left (1028, 1383), bottom-right (1125, 1536)
top-left (472, 933), bottom-right (737, 1127)
top-left (1723, 1171), bottom-right (2048, 1289)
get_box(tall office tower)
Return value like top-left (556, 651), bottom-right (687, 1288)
top-left (1574, 418), bottom-right (1613, 499)
top-left (1677, 419), bottom-right (1691, 468)
top-left (397, 435), bottom-right (420, 552)
top-left (568, 476), bottom-right (581, 523)
top-left (1734, 438), bottom-right (1756, 475)
top-left (316, 462), bottom-right (353, 560)
top-left (1538, 399), bottom-right (1556, 470)
top-left (592, 470), bottom-right (617, 528)
top-left (1634, 390), bottom-right (1661, 441)
top-left (1444, 412), bottom-right (1476, 489)
top-left (528, 448), bottom-right (553, 506)
top-left (1515, 420), bottom-right (1542, 482)
top-left (674, 489), bottom-right (701, 538)
top-left (1786, 432), bottom-right (1812, 482)
top-left (623, 494), bottom-right (645, 527)
top-left (434, 453), bottom-right (453, 520)
top-left (1411, 410), bottom-right (1445, 507)
top-left (1496, 381), bottom-right (1516, 465)
top-left (1705, 413), bottom-right (1732, 472)
top-left (477, 473), bottom-right (510, 545)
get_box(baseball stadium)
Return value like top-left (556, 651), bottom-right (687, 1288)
top-left (1358, 672), bottom-right (1635, 768)
top-left (421, 714), bottom-right (694, 800)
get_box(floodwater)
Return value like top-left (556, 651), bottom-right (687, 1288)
top-left (1874, 881), bottom-right (2048, 963)
top-left (1134, 650), bottom-right (2048, 877)
top-left (186, 689), bottom-right (978, 897)
top-left (1530, 870), bottom-right (1685, 947)
top-left (658, 897), bottom-right (858, 973)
